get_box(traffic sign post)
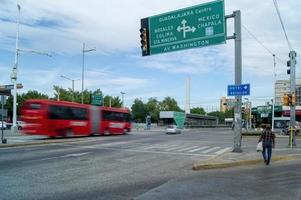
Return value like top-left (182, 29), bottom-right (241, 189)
top-left (91, 93), bottom-right (103, 106)
top-left (140, 0), bottom-right (225, 56)
top-left (140, 1), bottom-right (244, 153)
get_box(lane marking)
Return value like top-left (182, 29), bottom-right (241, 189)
top-left (34, 152), bottom-right (91, 161)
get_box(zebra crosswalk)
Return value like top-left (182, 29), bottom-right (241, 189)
top-left (91, 142), bottom-right (232, 156)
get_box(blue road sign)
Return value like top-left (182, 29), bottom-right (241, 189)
top-left (227, 84), bottom-right (250, 96)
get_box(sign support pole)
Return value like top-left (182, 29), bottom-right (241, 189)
top-left (226, 11), bottom-right (242, 152)
top-left (233, 10), bottom-right (242, 152)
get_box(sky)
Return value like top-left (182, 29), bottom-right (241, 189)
top-left (0, 0), bottom-right (300, 112)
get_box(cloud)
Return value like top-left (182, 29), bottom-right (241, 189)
top-left (0, 0), bottom-right (300, 108)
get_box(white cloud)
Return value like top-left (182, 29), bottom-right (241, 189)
top-left (0, 0), bottom-right (300, 107)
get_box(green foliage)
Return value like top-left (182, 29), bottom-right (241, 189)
top-left (145, 98), bottom-right (160, 123)
top-left (191, 107), bottom-right (206, 115)
top-left (103, 95), bottom-right (122, 108)
top-left (5, 90), bottom-right (49, 120)
top-left (225, 108), bottom-right (234, 118)
top-left (159, 97), bottom-right (181, 112)
top-left (207, 111), bottom-right (225, 123)
top-left (131, 96), bottom-right (182, 123)
top-left (131, 98), bottom-right (146, 123)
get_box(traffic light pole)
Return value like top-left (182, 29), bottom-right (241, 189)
top-left (226, 11), bottom-right (242, 153)
top-left (289, 51), bottom-right (297, 147)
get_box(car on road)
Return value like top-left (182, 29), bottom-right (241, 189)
top-left (166, 125), bottom-right (181, 134)
top-left (0, 121), bottom-right (7, 130)
top-left (17, 121), bottom-right (26, 130)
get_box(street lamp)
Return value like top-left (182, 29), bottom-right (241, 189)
top-left (272, 54), bottom-right (276, 132)
top-left (81, 43), bottom-right (96, 104)
top-left (60, 75), bottom-right (80, 102)
top-left (11, 3), bottom-right (51, 132)
top-left (120, 92), bottom-right (125, 107)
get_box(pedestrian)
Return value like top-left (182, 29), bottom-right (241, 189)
top-left (258, 124), bottom-right (275, 165)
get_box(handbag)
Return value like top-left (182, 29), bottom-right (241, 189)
top-left (256, 141), bottom-right (263, 152)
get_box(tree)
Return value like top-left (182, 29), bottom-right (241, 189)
top-left (191, 107), bottom-right (206, 115)
top-left (145, 98), bottom-right (160, 123)
top-left (225, 108), bottom-right (234, 119)
top-left (131, 98), bottom-right (146, 123)
top-left (53, 85), bottom-right (92, 104)
top-left (159, 97), bottom-right (181, 111)
top-left (208, 111), bottom-right (225, 123)
top-left (5, 90), bottom-right (48, 121)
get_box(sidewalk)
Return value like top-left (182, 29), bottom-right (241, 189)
top-left (136, 146), bottom-right (301, 200)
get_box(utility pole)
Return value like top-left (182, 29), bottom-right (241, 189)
top-left (226, 10), bottom-right (242, 153)
top-left (288, 51), bottom-right (297, 147)
top-left (81, 43), bottom-right (96, 104)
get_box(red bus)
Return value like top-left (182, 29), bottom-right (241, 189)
top-left (21, 99), bottom-right (131, 137)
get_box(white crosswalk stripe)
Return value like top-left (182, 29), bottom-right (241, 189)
top-left (214, 147), bottom-right (232, 155)
top-left (201, 147), bottom-right (221, 154)
top-left (84, 141), bottom-right (231, 156)
top-left (187, 146), bottom-right (210, 153)
top-left (174, 146), bottom-right (200, 152)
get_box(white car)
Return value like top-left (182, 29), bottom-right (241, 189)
top-left (166, 125), bottom-right (181, 134)
top-left (0, 121), bottom-right (7, 130)
top-left (17, 121), bottom-right (26, 130)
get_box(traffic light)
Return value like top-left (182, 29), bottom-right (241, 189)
top-left (241, 106), bottom-right (245, 114)
top-left (287, 60), bottom-right (291, 75)
top-left (140, 28), bottom-right (148, 51)
top-left (291, 93), bottom-right (296, 106)
top-left (288, 94), bottom-right (292, 106)
top-left (287, 59), bottom-right (297, 74)
top-left (140, 18), bottom-right (150, 56)
top-left (283, 94), bottom-right (289, 106)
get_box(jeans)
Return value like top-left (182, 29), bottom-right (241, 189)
top-left (262, 141), bottom-right (272, 162)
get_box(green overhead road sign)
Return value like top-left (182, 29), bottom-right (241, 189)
top-left (91, 93), bottom-right (102, 106)
top-left (140, 0), bottom-right (225, 56)
top-left (173, 112), bottom-right (186, 129)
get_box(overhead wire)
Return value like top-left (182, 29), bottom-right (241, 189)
top-left (242, 24), bottom-right (286, 66)
top-left (272, 0), bottom-right (293, 51)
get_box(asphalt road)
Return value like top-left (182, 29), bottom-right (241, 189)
top-left (0, 128), bottom-right (300, 200)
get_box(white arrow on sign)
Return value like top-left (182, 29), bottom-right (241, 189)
top-left (177, 19), bottom-right (196, 38)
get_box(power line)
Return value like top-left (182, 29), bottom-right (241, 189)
top-left (273, 0), bottom-right (293, 51)
top-left (242, 24), bottom-right (286, 66)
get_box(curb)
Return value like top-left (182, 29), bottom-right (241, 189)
top-left (192, 154), bottom-right (301, 171)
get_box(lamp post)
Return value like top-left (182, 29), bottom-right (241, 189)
top-left (272, 54), bottom-right (276, 132)
top-left (120, 92), bottom-right (125, 107)
top-left (81, 43), bottom-right (96, 104)
top-left (11, 3), bottom-right (21, 133)
top-left (60, 75), bottom-right (79, 102)
top-left (11, 3), bottom-right (51, 132)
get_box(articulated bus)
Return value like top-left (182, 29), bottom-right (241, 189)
top-left (21, 99), bottom-right (131, 137)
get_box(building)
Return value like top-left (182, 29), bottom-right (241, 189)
top-left (275, 80), bottom-right (301, 105)
top-left (275, 80), bottom-right (290, 105)
top-left (220, 97), bottom-right (235, 112)
top-left (159, 111), bottom-right (218, 127)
